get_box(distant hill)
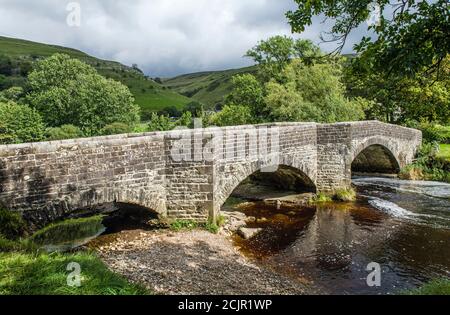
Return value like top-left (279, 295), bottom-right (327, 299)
top-left (163, 65), bottom-right (258, 109)
top-left (0, 36), bottom-right (192, 115)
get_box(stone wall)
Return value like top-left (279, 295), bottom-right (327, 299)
top-left (0, 121), bottom-right (421, 226)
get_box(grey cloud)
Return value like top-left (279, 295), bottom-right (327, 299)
top-left (0, 0), bottom-right (368, 77)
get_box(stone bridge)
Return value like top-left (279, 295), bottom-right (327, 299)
top-left (0, 121), bottom-right (421, 226)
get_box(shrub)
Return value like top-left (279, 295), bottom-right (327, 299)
top-left (100, 122), bottom-right (132, 136)
top-left (0, 208), bottom-right (27, 240)
top-left (46, 124), bottom-right (83, 141)
top-left (147, 113), bottom-right (175, 131)
top-left (0, 101), bottom-right (45, 144)
top-left (334, 188), bottom-right (357, 202)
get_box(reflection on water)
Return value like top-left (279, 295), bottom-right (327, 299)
top-left (233, 177), bottom-right (450, 295)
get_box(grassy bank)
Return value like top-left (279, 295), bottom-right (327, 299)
top-left (403, 279), bottom-right (450, 295)
top-left (0, 210), bottom-right (148, 295)
top-left (400, 142), bottom-right (450, 183)
top-left (438, 144), bottom-right (450, 162)
top-left (0, 251), bottom-right (148, 295)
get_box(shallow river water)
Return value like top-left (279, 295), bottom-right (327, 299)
top-left (233, 177), bottom-right (450, 295)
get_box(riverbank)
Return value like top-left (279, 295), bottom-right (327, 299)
top-left (92, 229), bottom-right (314, 295)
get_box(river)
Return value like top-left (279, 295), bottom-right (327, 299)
top-left (232, 177), bottom-right (450, 295)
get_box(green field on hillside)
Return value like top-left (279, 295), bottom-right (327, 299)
top-left (163, 66), bottom-right (257, 109)
top-left (0, 36), bottom-right (191, 113)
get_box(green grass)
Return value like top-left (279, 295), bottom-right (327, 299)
top-left (169, 218), bottom-right (223, 234)
top-left (0, 211), bottom-right (148, 295)
top-left (334, 188), bottom-right (357, 202)
top-left (403, 279), bottom-right (450, 295)
top-left (0, 36), bottom-right (192, 113)
top-left (169, 219), bottom-right (200, 232)
top-left (163, 66), bottom-right (258, 109)
top-left (0, 251), bottom-right (148, 295)
top-left (309, 193), bottom-right (333, 204)
top-left (438, 144), bottom-right (450, 162)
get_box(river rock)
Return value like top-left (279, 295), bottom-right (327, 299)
top-left (237, 227), bottom-right (263, 239)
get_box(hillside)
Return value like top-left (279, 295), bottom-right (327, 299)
top-left (0, 36), bottom-right (192, 115)
top-left (163, 65), bottom-right (257, 109)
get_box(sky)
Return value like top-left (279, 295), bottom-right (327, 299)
top-left (0, 0), bottom-right (370, 77)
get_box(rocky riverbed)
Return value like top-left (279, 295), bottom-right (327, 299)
top-left (91, 227), bottom-right (314, 295)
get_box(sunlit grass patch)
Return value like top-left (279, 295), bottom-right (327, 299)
top-left (0, 251), bottom-right (148, 295)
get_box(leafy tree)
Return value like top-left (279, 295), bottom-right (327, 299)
top-left (177, 111), bottom-right (193, 128)
top-left (147, 113), bottom-right (175, 131)
top-left (225, 74), bottom-right (266, 119)
top-left (209, 105), bottom-right (254, 127)
top-left (265, 59), bottom-right (365, 123)
top-left (0, 101), bottom-right (45, 144)
top-left (45, 124), bottom-right (83, 141)
top-left (159, 106), bottom-right (181, 118)
top-left (184, 101), bottom-right (204, 117)
top-left (246, 36), bottom-right (321, 82)
top-left (27, 54), bottom-right (140, 136)
top-left (345, 55), bottom-right (450, 123)
top-left (286, 0), bottom-right (449, 78)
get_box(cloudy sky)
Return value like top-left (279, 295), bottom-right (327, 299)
top-left (0, 0), bottom-right (369, 77)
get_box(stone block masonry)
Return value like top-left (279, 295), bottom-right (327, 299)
top-left (0, 121), bottom-right (421, 226)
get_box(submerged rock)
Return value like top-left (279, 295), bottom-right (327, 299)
top-left (237, 227), bottom-right (262, 240)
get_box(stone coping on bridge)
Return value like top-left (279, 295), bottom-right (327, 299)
top-left (0, 120), bottom-right (420, 154)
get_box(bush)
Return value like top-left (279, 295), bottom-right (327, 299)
top-left (0, 101), bottom-right (45, 144)
top-left (147, 113), bottom-right (175, 131)
top-left (0, 208), bottom-right (26, 240)
top-left (45, 124), bottom-right (83, 141)
top-left (100, 122), bottom-right (132, 136)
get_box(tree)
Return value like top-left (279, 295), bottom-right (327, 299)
top-left (265, 59), bottom-right (366, 123)
top-left (225, 74), bottom-right (266, 118)
top-left (27, 54), bottom-right (140, 136)
top-left (208, 105), bottom-right (253, 127)
top-left (0, 101), bottom-right (45, 144)
top-left (246, 36), bottom-right (321, 82)
top-left (286, 0), bottom-right (449, 79)
top-left (184, 101), bottom-right (204, 117)
top-left (344, 55), bottom-right (450, 123)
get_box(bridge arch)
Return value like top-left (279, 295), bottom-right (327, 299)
top-left (214, 162), bottom-right (316, 212)
top-left (349, 137), bottom-right (403, 174)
